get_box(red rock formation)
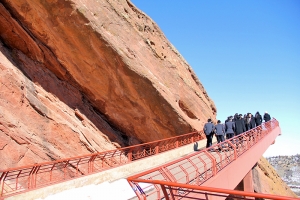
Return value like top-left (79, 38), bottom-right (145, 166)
top-left (252, 157), bottom-right (298, 197)
top-left (0, 0), bottom-right (216, 169)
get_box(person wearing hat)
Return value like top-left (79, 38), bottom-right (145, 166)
top-left (203, 119), bottom-right (215, 148)
top-left (214, 120), bottom-right (225, 147)
top-left (264, 111), bottom-right (271, 122)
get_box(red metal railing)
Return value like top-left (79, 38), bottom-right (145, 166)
top-left (0, 129), bottom-right (205, 197)
top-left (127, 179), bottom-right (297, 200)
top-left (127, 119), bottom-right (281, 199)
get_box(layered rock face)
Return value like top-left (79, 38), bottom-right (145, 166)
top-left (0, 0), bottom-right (216, 169)
top-left (252, 157), bottom-right (298, 198)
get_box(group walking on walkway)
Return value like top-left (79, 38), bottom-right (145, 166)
top-left (203, 111), bottom-right (271, 148)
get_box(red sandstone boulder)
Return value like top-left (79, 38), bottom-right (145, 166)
top-left (0, 0), bottom-right (216, 169)
top-left (253, 157), bottom-right (297, 197)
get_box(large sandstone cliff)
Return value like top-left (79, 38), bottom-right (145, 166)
top-left (0, 0), bottom-right (216, 169)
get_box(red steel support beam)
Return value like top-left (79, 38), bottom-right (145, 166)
top-left (243, 170), bottom-right (254, 193)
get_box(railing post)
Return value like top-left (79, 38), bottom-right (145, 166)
top-left (14, 170), bottom-right (22, 193)
top-left (204, 151), bottom-right (217, 176)
top-left (161, 184), bottom-right (171, 200)
top-left (127, 151), bottom-right (132, 162)
top-left (0, 171), bottom-right (8, 198)
top-left (175, 141), bottom-right (179, 148)
top-left (88, 155), bottom-right (97, 173)
top-left (33, 165), bottom-right (41, 189)
top-left (161, 167), bottom-right (177, 200)
top-left (63, 161), bottom-right (70, 179)
top-left (75, 159), bottom-right (81, 177)
top-left (155, 146), bottom-right (159, 154)
top-left (28, 165), bottom-right (39, 189)
top-left (227, 140), bottom-right (237, 160)
top-left (187, 158), bottom-right (199, 185)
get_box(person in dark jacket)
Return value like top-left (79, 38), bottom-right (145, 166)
top-left (235, 114), bottom-right (246, 135)
top-left (264, 111), bottom-right (271, 122)
top-left (233, 113), bottom-right (239, 122)
top-left (245, 113), bottom-right (252, 131)
top-left (203, 119), bottom-right (215, 148)
top-left (225, 117), bottom-right (235, 139)
top-left (214, 120), bottom-right (225, 145)
top-left (249, 113), bottom-right (256, 129)
top-left (255, 111), bottom-right (262, 126)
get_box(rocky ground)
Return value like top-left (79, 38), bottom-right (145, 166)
top-left (266, 154), bottom-right (300, 196)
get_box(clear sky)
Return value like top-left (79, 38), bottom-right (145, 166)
top-left (131, 0), bottom-right (300, 157)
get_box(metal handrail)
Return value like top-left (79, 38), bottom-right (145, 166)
top-left (127, 179), bottom-right (297, 200)
top-left (127, 119), bottom-right (282, 199)
top-left (0, 128), bottom-right (205, 197)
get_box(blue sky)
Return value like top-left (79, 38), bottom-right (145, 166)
top-left (131, 0), bottom-right (300, 157)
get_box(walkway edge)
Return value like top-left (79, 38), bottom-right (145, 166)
top-left (5, 140), bottom-right (210, 200)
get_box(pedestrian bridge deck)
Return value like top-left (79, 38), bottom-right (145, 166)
top-left (127, 119), bottom-right (291, 199)
top-left (1, 119), bottom-right (293, 200)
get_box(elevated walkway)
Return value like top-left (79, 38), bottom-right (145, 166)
top-left (0, 130), bottom-right (209, 199)
top-left (127, 119), bottom-right (293, 199)
top-left (1, 119), bottom-right (295, 200)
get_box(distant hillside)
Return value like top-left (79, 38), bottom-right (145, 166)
top-left (266, 155), bottom-right (300, 196)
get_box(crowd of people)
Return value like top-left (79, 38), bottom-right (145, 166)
top-left (203, 111), bottom-right (271, 148)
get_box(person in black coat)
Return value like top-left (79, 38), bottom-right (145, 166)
top-left (264, 111), bottom-right (271, 122)
top-left (245, 113), bottom-right (251, 131)
top-left (255, 111), bottom-right (262, 126)
top-left (225, 117), bottom-right (235, 139)
top-left (203, 119), bottom-right (215, 148)
top-left (249, 113), bottom-right (256, 129)
top-left (233, 113), bottom-right (239, 122)
top-left (235, 114), bottom-right (246, 135)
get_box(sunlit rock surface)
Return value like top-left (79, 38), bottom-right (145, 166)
top-left (0, 0), bottom-right (216, 169)
top-left (253, 157), bottom-right (298, 198)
